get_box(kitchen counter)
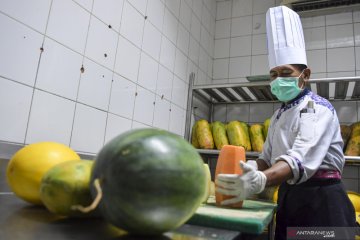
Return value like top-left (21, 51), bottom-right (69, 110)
top-left (0, 194), bottom-right (273, 240)
top-left (0, 158), bottom-right (274, 240)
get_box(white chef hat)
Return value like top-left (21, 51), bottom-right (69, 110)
top-left (266, 6), bottom-right (307, 70)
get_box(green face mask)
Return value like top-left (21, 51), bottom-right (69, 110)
top-left (270, 71), bottom-right (304, 102)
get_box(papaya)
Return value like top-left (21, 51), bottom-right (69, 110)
top-left (350, 122), bottom-right (360, 138)
top-left (40, 160), bottom-right (99, 217)
top-left (195, 119), bottom-right (214, 149)
top-left (215, 145), bottom-right (245, 208)
top-left (211, 121), bottom-right (229, 150)
top-left (263, 118), bottom-right (271, 139)
top-left (249, 124), bottom-right (265, 152)
top-left (345, 136), bottom-right (360, 156)
top-left (226, 121), bottom-right (251, 151)
top-left (240, 122), bottom-right (252, 151)
top-left (239, 121), bottom-right (249, 132)
top-left (340, 125), bottom-right (352, 149)
top-left (190, 122), bottom-right (200, 148)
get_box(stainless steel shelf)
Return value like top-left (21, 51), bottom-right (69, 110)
top-left (197, 149), bottom-right (220, 155)
top-left (191, 76), bottom-right (360, 104)
top-left (344, 156), bottom-right (360, 163)
top-left (197, 149), bottom-right (260, 159)
top-left (184, 74), bottom-right (360, 161)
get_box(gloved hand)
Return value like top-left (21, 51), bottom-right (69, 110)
top-left (215, 161), bottom-right (267, 205)
top-left (246, 160), bottom-right (258, 170)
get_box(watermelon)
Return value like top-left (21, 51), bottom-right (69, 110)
top-left (90, 128), bottom-right (206, 235)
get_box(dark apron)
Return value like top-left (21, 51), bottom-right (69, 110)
top-left (274, 178), bottom-right (357, 240)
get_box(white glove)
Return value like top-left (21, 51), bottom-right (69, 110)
top-left (215, 161), bottom-right (267, 205)
top-left (246, 160), bottom-right (258, 170)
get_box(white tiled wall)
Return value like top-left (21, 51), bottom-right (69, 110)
top-left (0, 0), bottom-right (216, 154)
top-left (213, 0), bottom-right (271, 83)
top-left (26, 90), bottom-right (76, 144)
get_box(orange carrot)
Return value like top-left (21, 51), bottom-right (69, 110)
top-left (215, 145), bottom-right (245, 208)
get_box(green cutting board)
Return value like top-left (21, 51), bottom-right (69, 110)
top-left (187, 197), bottom-right (277, 235)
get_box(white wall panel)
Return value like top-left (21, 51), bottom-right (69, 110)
top-left (133, 86), bottom-right (155, 125)
top-left (26, 90), bottom-right (75, 145)
top-left (0, 0), bottom-right (51, 33)
top-left (109, 74), bottom-right (136, 119)
top-left (0, 14), bottom-right (42, 86)
top-left (47, 0), bottom-right (90, 53)
top-left (104, 113), bottom-right (132, 144)
top-left (120, 1), bottom-right (144, 48)
top-left (92, 0), bottom-right (123, 31)
top-left (36, 38), bottom-right (82, 100)
top-left (0, 78), bottom-right (32, 143)
top-left (146, 0), bottom-right (164, 31)
top-left (77, 58), bottom-right (112, 110)
top-left (85, 16), bottom-right (118, 69)
top-left (70, 103), bottom-right (107, 153)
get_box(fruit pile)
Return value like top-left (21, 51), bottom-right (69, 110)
top-left (193, 119), bottom-right (360, 156)
top-left (191, 119), bottom-right (270, 152)
top-left (6, 129), bottom-right (209, 235)
top-left (341, 122), bottom-right (360, 156)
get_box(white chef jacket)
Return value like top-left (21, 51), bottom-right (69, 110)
top-left (258, 88), bottom-right (345, 184)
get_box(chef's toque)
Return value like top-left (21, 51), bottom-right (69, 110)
top-left (266, 6), bottom-right (307, 70)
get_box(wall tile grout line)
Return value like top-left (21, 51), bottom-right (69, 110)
top-left (23, 0), bottom-right (54, 145)
top-left (68, 0), bottom-right (94, 148)
top-left (0, 71), bottom-right (188, 119)
top-left (167, 0), bottom-right (181, 133)
top-left (129, 0), bottom-right (149, 130)
top-left (226, 0), bottom-right (233, 85)
top-left (151, 0), bottom-right (168, 130)
top-left (102, 0), bottom-right (126, 146)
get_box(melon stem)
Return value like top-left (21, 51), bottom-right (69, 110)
top-left (71, 178), bottom-right (102, 213)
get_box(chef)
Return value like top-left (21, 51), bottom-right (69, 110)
top-left (215, 5), bottom-right (357, 239)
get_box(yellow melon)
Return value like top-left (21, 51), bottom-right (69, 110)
top-left (348, 191), bottom-right (360, 212)
top-left (6, 142), bottom-right (80, 205)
